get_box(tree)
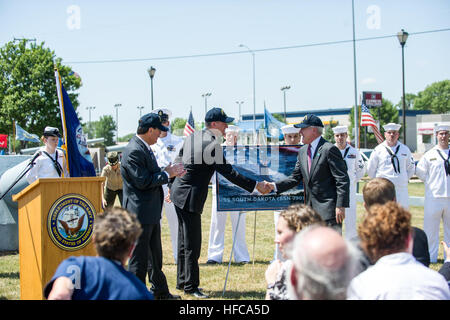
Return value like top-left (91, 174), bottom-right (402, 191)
top-left (118, 133), bottom-right (134, 143)
top-left (94, 115), bottom-right (116, 146)
top-left (413, 80), bottom-right (450, 114)
top-left (272, 113), bottom-right (286, 123)
top-left (348, 98), bottom-right (399, 148)
top-left (171, 117), bottom-right (187, 132)
top-left (395, 93), bottom-right (417, 110)
top-left (323, 118), bottom-right (338, 143)
top-left (0, 40), bottom-right (81, 140)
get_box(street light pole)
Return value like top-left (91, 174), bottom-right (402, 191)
top-left (114, 103), bottom-right (122, 144)
top-left (86, 106), bottom-right (95, 138)
top-left (86, 106), bottom-right (95, 124)
top-left (280, 86), bottom-right (291, 123)
top-left (147, 66), bottom-right (156, 111)
top-left (239, 44), bottom-right (256, 136)
top-left (236, 101), bottom-right (244, 121)
top-left (137, 106), bottom-right (144, 117)
top-left (202, 93), bottom-right (212, 117)
top-left (397, 29), bottom-right (409, 145)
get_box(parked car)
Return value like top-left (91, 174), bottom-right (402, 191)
top-left (359, 148), bottom-right (373, 162)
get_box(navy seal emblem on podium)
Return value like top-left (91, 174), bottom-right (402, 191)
top-left (47, 194), bottom-right (96, 251)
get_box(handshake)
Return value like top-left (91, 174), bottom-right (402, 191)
top-left (256, 181), bottom-right (275, 195)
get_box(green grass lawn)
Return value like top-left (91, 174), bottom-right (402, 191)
top-left (0, 182), bottom-right (445, 300)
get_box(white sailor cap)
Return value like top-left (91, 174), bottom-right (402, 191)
top-left (225, 125), bottom-right (240, 133)
top-left (383, 123), bottom-right (401, 131)
top-left (435, 124), bottom-right (450, 133)
top-left (332, 125), bottom-right (348, 134)
top-left (281, 124), bottom-right (300, 135)
top-left (151, 108), bottom-right (172, 121)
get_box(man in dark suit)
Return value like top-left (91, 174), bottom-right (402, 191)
top-left (170, 107), bottom-right (268, 298)
top-left (268, 114), bottom-right (350, 232)
top-left (121, 112), bottom-right (185, 300)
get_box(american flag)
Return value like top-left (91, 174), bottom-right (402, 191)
top-left (361, 103), bottom-right (384, 144)
top-left (183, 111), bottom-right (195, 136)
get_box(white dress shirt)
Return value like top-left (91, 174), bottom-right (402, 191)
top-left (26, 147), bottom-right (69, 184)
top-left (347, 252), bottom-right (450, 300)
top-left (151, 132), bottom-right (184, 168)
top-left (367, 141), bottom-right (415, 188)
top-left (136, 134), bottom-right (169, 179)
top-left (339, 144), bottom-right (366, 183)
top-left (416, 146), bottom-right (450, 198)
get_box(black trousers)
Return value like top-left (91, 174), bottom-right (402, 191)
top-left (325, 218), bottom-right (342, 235)
top-left (128, 223), bottom-right (169, 296)
top-left (104, 188), bottom-right (123, 208)
top-left (175, 205), bottom-right (202, 293)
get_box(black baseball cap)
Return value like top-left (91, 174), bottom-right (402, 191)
top-left (293, 114), bottom-right (324, 128)
top-left (205, 107), bottom-right (234, 123)
top-left (43, 126), bottom-right (61, 137)
top-left (139, 113), bottom-right (169, 131)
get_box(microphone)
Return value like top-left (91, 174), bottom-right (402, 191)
top-left (29, 151), bottom-right (41, 165)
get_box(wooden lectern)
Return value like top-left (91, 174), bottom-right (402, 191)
top-left (12, 177), bottom-right (105, 300)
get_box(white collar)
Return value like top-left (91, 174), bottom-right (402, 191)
top-left (136, 134), bottom-right (152, 151)
top-left (383, 141), bottom-right (400, 149)
top-left (375, 252), bottom-right (415, 266)
top-left (309, 135), bottom-right (322, 150)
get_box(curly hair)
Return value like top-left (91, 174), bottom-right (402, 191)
top-left (280, 204), bottom-right (324, 233)
top-left (93, 207), bottom-right (142, 261)
top-left (358, 201), bottom-right (411, 263)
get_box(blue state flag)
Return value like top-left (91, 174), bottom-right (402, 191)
top-left (15, 123), bottom-right (40, 143)
top-left (264, 106), bottom-right (284, 140)
top-left (55, 69), bottom-right (96, 177)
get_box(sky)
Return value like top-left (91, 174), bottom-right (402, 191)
top-left (1, 0), bottom-right (449, 138)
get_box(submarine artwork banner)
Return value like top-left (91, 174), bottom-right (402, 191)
top-left (216, 145), bottom-right (304, 211)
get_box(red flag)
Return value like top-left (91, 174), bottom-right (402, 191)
top-left (0, 134), bottom-right (8, 148)
top-left (360, 103), bottom-right (384, 144)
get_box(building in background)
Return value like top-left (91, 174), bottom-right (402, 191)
top-left (416, 113), bottom-right (450, 153)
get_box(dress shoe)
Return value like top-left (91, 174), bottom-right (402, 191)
top-left (154, 292), bottom-right (182, 300)
top-left (206, 259), bottom-right (219, 265)
top-left (185, 289), bottom-right (208, 299)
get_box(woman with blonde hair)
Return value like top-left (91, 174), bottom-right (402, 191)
top-left (265, 204), bottom-right (323, 300)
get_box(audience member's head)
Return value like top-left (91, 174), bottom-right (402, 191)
top-left (276, 204), bottom-right (323, 259)
top-left (288, 225), bottom-right (361, 300)
top-left (94, 207), bottom-right (142, 265)
top-left (358, 201), bottom-right (412, 264)
top-left (362, 177), bottom-right (396, 211)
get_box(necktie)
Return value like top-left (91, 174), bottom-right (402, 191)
top-left (437, 149), bottom-right (450, 176)
top-left (384, 145), bottom-right (401, 174)
top-left (307, 144), bottom-right (312, 172)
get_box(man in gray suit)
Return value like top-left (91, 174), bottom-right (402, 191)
top-left (121, 112), bottom-right (185, 300)
top-left (268, 114), bottom-right (350, 232)
top-left (170, 107), bottom-right (268, 298)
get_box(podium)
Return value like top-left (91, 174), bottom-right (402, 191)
top-left (12, 177), bottom-right (105, 300)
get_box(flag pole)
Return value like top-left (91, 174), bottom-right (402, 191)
top-left (358, 94), bottom-right (362, 149)
top-left (54, 67), bottom-right (70, 175)
top-left (12, 120), bottom-right (16, 154)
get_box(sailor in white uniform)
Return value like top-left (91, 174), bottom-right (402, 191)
top-left (26, 126), bottom-right (69, 184)
top-left (207, 125), bottom-right (250, 264)
top-left (416, 124), bottom-right (450, 263)
top-left (272, 124), bottom-right (302, 261)
top-left (150, 108), bottom-right (184, 263)
top-left (332, 125), bottom-right (365, 241)
top-left (367, 123), bottom-right (415, 209)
